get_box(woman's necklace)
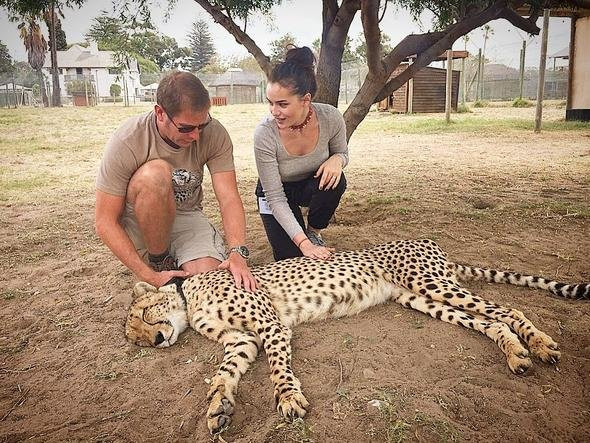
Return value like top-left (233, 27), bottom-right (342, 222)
top-left (289, 107), bottom-right (313, 132)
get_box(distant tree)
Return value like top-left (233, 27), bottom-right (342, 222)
top-left (85, 15), bottom-right (128, 51)
top-left (314, 36), bottom-right (357, 64)
top-left (200, 54), bottom-right (226, 74)
top-left (0, 40), bottom-right (14, 75)
top-left (188, 18), bottom-right (215, 72)
top-left (44, 9), bottom-right (67, 51)
top-left (354, 33), bottom-right (392, 65)
top-left (17, 18), bottom-right (49, 106)
top-left (235, 55), bottom-right (263, 73)
top-left (269, 33), bottom-right (297, 65)
top-left (132, 30), bottom-right (191, 70)
top-left (12, 60), bottom-right (37, 87)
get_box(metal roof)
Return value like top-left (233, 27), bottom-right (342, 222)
top-left (42, 44), bottom-right (138, 70)
top-left (208, 69), bottom-right (263, 87)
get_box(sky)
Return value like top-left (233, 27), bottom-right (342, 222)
top-left (0, 0), bottom-right (573, 69)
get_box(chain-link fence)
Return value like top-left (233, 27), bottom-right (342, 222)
top-left (0, 68), bottom-right (267, 108)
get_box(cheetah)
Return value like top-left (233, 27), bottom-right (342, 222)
top-left (125, 239), bottom-right (589, 434)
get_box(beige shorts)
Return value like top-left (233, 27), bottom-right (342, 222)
top-left (122, 205), bottom-right (227, 266)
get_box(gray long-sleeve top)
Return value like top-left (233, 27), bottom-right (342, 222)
top-left (254, 102), bottom-right (349, 240)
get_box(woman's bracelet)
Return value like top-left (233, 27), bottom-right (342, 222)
top-left (296, 237), bottom-right (310, 249)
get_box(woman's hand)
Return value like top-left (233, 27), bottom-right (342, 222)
top-left (299, 238), bottom-right (335, 260)
top-left (315, 155), bottom-right (343, 190)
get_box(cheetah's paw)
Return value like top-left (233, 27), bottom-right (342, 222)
top-left (529, 334), bottom-right (561, 364)
top-left (277, 390), bottom-right (310, 420)
top-left (207, 394), bottom-right (234, 434)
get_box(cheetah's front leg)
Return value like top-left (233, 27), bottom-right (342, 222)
top-left (204, 330), bottom-right (261, 434)
top-left (257, 321), bottom-right (310, 420)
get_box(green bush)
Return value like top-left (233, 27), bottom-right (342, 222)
top-left (109, 83), bottom-right (122, 97)
top-left (473, 100), bottom-right (489, 108)
top-left (512, 98), bottom-right (533, 108)
top-left (456, 103), bottom-right (472, 113)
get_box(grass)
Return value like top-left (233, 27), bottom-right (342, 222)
top-left (356, 112), bottom-right (589, 135)
top-left (512, 98), bottom-right (534, 108)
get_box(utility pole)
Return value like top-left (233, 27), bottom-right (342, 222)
top-left (535, 9), bottom-right (550, 133)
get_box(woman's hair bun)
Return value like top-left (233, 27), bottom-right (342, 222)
top-left (284, 46), bottom-right (316, 70)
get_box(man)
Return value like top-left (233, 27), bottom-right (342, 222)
top-left (95, 71), bottom-right (256, 291)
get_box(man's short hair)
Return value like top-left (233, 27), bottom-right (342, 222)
top-left (157, 71), bottom-right (210, 116)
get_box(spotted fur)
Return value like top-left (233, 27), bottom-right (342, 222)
top-left (125, 239), bottom-right (588, 434)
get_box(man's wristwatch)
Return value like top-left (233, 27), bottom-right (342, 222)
top-left (229, 245), bottom-right (250, 259)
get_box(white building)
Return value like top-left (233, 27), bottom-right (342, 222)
top-left (42, 42), bottom-right (140, 103)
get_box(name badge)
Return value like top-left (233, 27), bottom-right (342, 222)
top-left (258, 197), bottom-right (273, 215)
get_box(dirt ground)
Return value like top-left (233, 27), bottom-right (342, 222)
top-left (1, 103), bottom-right (589, 442)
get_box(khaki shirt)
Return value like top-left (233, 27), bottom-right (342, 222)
top-left (96, 110), bottom-right (234, 211)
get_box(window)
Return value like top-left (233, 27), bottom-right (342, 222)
top-left (108, 68), bottom-right (122, 75)
top-left (76, 68), bottom-right (83, 75)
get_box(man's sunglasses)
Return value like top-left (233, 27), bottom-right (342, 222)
top-left (162, 107), bottom-right (211, 133)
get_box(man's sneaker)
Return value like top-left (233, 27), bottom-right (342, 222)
top-left (306, 229), bottom-right (326, 247)
top-left (149, 254), bottom-right (178, 272)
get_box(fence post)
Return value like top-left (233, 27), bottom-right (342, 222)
top-left (476, 48), bottom-right (482, 101)
top-left (461, 54), bottom-right (466, 105)
top-left (519, 40), bottom-right (526, 100)
top-left (535, 9), bottom-right (550, 133)
top-left (445, 50), bottom-right (453, 122)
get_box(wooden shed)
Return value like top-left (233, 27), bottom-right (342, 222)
top-left (379, 65), bottom-right (461, 113)
top-left (378, 50), bottom-right (467, 113)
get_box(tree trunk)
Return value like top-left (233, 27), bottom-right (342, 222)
top-left (315, 44), bottom-right (344, 106)
top-left (37, 69), bottom-right (49, 107)
top-left (315, 0), bottom-right (359, 105)
top-left (48, 3), bottom-right (61, 107)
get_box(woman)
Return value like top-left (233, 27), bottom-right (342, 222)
top-left (254, 46), bottom-right (349, 261)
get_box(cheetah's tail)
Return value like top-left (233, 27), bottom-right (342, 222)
top-left (454, 264), bottom-right (590, 300)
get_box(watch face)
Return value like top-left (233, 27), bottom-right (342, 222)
top-left (238, 246), bottom-right (250, 258)
top-left (232, 246), bottom-right (249, 258)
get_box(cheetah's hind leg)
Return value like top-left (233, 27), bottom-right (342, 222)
top-left (392, 288), bottom-right (533, 374)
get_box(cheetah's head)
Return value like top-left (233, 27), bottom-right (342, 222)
top-left (125, 281), bottom-right (189, 348)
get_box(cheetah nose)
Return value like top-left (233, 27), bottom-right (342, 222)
top-left (154, 331), bottom-right (165, 346)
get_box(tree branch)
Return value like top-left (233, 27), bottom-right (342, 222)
top-left (192, 0), bottom-right (271, 77)
top-left (361, 0), bottom-right (383, 74)
top-left (499, 6), bottom-right (540, 34)
top-left (376, 0), bottom-right (542, 102)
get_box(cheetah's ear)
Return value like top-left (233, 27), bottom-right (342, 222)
top-left (133, 281), bottom-right (157, 299)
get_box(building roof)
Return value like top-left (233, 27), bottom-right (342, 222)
top-left (42, 44), bottom-right (139, 71)
top-left (549, 47), bottom-right (570, 59)
top-left (0, 83), bottom-right (31, 90)
top-left (139, 82), bottom-right (159, 90)
top-left (208, 69), bottom-right (263, 87)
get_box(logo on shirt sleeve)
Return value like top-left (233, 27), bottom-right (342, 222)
top-left (172, 169), bottom-right (202, 204)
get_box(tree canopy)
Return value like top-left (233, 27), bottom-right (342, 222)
top-left (86, 14), bottom-right (191, 73)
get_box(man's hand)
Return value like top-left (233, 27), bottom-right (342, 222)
top-left (315, 155), bottom-right (344, 190)
top-left (218, 254), bottom-right (257, 292)
top-left (146, 270), bottom-right (190, 288)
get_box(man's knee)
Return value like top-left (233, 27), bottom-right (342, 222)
top-left (127, 160), bottom-right (173, 203)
